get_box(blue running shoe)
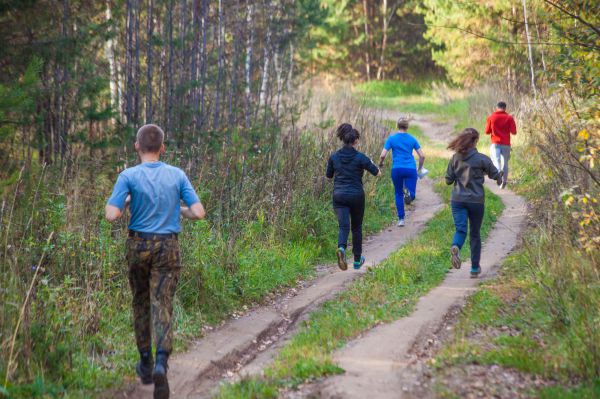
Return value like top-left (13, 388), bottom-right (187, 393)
top-left (336, 247), bottom-right (348, 271)
top-left (353, 256), bottom-right (365, 270)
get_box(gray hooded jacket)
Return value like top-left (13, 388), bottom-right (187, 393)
top-left (445, 148), bottom-right (501, 203)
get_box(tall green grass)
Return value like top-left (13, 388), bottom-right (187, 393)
top-left (0, 93), bottom-right (397, 397)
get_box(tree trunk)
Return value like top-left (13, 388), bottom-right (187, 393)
top-left (133, 0), bottom-right (141, 126)
top-left (258, 24), bottom-right (271, 109)
top-left (214, 0), bottom-right (224, 130)
top-left (362, 0), bottom-right (371, 81)
top-left (125, 0), bottom-right (134, 125)
top-left (245, 1), bottom-right (254, 126)
top-left (105, 1), bottom-right (119, 118)
top-left (166, 0), bottom-right (174, 135)
top-left (286, 42), bottom-right (294, 92)
top-left (145, 0), bottom-right (154, 123)
top-left (199, 0), bottom-right (207, 132)
top-left (376, 0), bottom-right (388, 80)
top-left (533, 12), bottom-right (547, 73)
top-left (521, 0), bottom-right (537, 97)
top-left (191, 0), bottom-right (199, 132)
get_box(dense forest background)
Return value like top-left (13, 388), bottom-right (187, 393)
top-left (0, 0), bottom-right (598, 397)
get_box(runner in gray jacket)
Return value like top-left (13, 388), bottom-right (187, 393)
top-left (445, 128), bottom-right (503, 277)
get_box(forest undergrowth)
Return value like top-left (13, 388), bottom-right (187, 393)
top-left (0, 87), bottom-right (397, 398)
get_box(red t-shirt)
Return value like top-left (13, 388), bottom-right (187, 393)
top-left (485, 110), bottom-right (517, 146)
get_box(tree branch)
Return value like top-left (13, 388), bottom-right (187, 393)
top-left (542, 0), bottom-right (600, 38)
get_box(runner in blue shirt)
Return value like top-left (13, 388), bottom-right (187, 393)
top-left (379, 116), bottom-right (426, 226)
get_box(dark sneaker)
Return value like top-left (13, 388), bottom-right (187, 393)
top-left (353, 256), bottom-right (366, 270)
top-left (450, 245), bottom-right (461, 269)
top-left (501, 181), bottom-right (507, 189)
top-left (336, 247), bottom-right (348, 271)
top-left (153, 353), bottom-right (169, 399)
top-left (403, 188), bottom-right (413, 205)
top-left (470, 266), bottom-right (482, 278)
top-left (136, 360), bottom-right (154, 385)
top-left (136, 350), bottom-right (154, 385)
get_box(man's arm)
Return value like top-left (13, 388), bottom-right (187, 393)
top-left (379, 149), bottom-right (388, 167)
top-left (445, 159), bottom-right (456, 185)
top-left (484, 117), bottom-right (492, 134)
top-left (180, 173), bottom-right (206, 220)
top-left (484, 157), bottom-right (503, 185)
top-left (416, 148), bottom-right (425, 171)
top-left (181, 202), bottom-right (206, 220)
top-left (364, 155), bottom-right (381, 177)
top-left (326, 156), bottom-right (334, 179)
top-left (105, 175), bottom-right (130, 222)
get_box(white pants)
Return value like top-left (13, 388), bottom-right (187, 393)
top-left (490, 144), bottom-right (510, 183)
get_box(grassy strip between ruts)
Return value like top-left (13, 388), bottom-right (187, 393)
top-left (216, 150), bottom-right (504, 398)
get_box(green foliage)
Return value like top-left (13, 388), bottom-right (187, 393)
top-left (355, 80), bottom-right (425, 97)
top-left (302, 0), bottom-right (442, 80)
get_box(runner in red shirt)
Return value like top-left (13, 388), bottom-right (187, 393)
top-left (485, 101), bottom-right (516, 188)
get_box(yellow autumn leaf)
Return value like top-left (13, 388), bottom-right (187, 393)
top-left (578, 129), bottom-right (589, 140)
top-left (565, 196), bottom-right (575, 206)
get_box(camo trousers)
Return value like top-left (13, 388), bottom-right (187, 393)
top-left (126, 237), bottom-right (181, 354)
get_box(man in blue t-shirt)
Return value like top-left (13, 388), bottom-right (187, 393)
top-left (106, 124), bottom-right (205, 399)
top-left (379, 116), bottom-right (426, 227)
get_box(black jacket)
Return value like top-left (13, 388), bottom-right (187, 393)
top-left (326, 146), bottom-right (379, 196)
top-left (445, 149), bottom-right (501, 203)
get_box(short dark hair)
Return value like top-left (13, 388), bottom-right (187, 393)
top-left (336, 123), bottom-right (360, 144)
top-left (397, 119), bottom-right (409, 130)
top-left (497, 101), bottom-right (507, 110)
top-left (136, 124), bottom-right (165, 153)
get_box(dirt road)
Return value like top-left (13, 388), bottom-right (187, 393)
top-left (120, 174), bottom-right (443, 399)
top-left (295, 182), bottom-right (526, 399)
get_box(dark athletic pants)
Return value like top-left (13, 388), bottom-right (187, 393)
top-left (333, 193), bottom-right (365, 262)
top-left (451, 201), bottom-right (484, 269)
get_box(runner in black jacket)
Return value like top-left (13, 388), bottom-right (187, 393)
top-left (326, 123), bottom-right (381, 271)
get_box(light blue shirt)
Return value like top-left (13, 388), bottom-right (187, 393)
top-left (107, 162), bottom-right (200, 234)
top-left (384, 132), bottom-right (421, 169)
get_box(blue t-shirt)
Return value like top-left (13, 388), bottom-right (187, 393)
top-left (107, 162), bottom-right (200, 234)
top-left (384, 132), bottom-right (421, 169)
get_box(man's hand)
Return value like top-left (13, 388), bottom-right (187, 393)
top-left (181, 202), bottom-right (206, 220)
top-left (105, 204), bottom-right (123, 222)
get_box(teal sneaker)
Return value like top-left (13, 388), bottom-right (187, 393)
top-left (336, 247), bottom-right (348, 271)
top-left (470, 266), bottom-right (481, 278)
top-left (353, 256), bottom-right (366, 270)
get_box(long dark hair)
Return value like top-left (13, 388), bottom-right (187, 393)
top-left (447, 128), bottom-right (479, 154)
top-left (336, 123), bottom-right (360, 145)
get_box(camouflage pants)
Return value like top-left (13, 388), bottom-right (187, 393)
top-left (126, 237), bottom-right (181, 354)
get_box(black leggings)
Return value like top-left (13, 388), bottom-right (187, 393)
top-left (333, 193), bottom-right (365, 262)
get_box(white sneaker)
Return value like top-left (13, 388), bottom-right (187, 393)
top-left (397, 219), bottom-right (405, 227)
